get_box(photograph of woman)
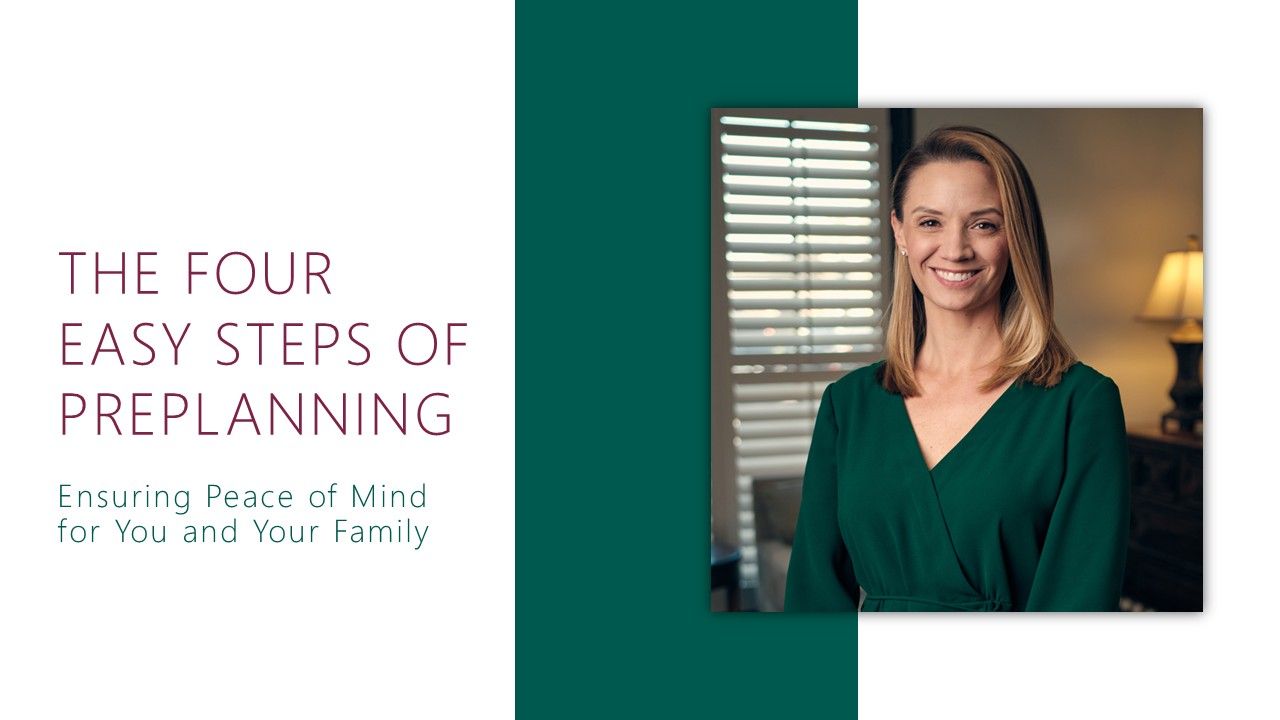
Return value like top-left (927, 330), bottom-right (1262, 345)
top-left (784, 126), bottom-right (1131, 612)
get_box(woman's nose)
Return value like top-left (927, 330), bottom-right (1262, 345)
top-left (940, 225), bottom-right (975, 261)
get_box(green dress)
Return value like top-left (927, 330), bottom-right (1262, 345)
top-left (784, 360), bottom-right (1130, 612)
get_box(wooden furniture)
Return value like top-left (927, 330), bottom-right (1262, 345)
top-left (1123, 426), bottom-right (1203, 611)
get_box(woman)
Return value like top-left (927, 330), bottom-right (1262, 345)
top-left (784, 126), bottom-right (1130, 612)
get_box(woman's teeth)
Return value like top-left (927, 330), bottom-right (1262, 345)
top-left (935, 269), bottom-right (977, 281)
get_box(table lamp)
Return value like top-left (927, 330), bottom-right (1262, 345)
top-left (1138, 234), bottom-right (1203, 435)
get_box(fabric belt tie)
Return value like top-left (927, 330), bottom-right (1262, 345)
top-left (864, 593), bottom-right (1012, 612)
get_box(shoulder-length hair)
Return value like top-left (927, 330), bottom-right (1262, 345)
top-left (879, 125), bottom-right (1076, 396)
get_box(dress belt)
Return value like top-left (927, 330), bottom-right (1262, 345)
top-left (863, 593), bottom-right (1012, 612)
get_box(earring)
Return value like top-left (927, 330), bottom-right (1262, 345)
top-left (898, 247), bottom-right (907, 257)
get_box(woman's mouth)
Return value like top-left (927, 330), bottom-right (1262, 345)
top-left (931, 267), bottom-right (980, 288)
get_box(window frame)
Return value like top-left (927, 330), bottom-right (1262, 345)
top-left (709, 108), bottom-right (909, 601)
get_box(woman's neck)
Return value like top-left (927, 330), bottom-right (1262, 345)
top-left (916, 303), bottom-right (1003, 378)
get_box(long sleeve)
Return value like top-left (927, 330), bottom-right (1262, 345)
top-left (1025, 375), bottom-right (1131, 611)
top-left (784, 383), bottom-right (860, 612)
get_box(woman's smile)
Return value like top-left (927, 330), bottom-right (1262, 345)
top-left (930, 266), bottom-right (982, 288)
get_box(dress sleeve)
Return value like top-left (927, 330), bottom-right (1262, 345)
top-left (784, 383), bottom-right (860, 612)
top-left (1025, 375), bottom-right (1131, 611)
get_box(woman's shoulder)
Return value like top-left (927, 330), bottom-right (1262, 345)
top-left (833, 358), bottom-right (886, 384)
top-left (819, 361), bottom-right (891, 432)
top-left (826, 359), bottom-right (890, 401)
top-left (1023, 361), bottom-right (1122, 417)
top-left (1042, 361), bottom-right (1118, 395)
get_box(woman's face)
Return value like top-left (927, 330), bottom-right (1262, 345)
top-left (890, 160), bottom-right (1010, 318)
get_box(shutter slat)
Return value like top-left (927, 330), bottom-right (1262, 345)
top-left (726, 219), bottom-right (882, 235)
top-left (732, 314), bottom-right (882, 330)
top-left (732, 331), bottom-right (882, 348)
top-left (719, 161), bottom-right (880, 180)
top-left (718, 124), bottom-right (874, 141)
top-left (737, 455), bottom-right (811, 478)
top-left (735, 403), bottom-right (819, 421)
top-left (723, 179), bottom-right (880, 199)
top-left (727, 241), bottom-right (874, 254)
top-left (724, 203), bottom-right (881, 218)
top-left (729, 277), bottom-right (881, 291)
top-left (735, 383), bottom-right (826, 401)
top-left (728, 258), bottom-right (881, 273)
top-left (719, 138), bottom-right (878, 162)
top-left (731, 352), bottom-right (864, 368)
top-left (736, 419), bottom-right (819, 439)
top-left (737, 437), bottom-right (813, 457)
top-left (730, 296), bottom-right (881, 310)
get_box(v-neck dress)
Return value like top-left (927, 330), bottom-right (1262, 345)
top-left (784, 360), bottom-right (1130, 612)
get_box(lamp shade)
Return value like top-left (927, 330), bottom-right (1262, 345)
top-left (1139, 236), bottom-right (1203, 321)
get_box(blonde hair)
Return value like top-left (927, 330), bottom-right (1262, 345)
top-left (879, 126), bottom-right (1076, 396)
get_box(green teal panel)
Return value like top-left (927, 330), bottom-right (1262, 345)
top-left (518, 2), bottom-right (859, 717)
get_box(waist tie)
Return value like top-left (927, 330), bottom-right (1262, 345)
top-left (863, 593), bottom-right (1012, 612)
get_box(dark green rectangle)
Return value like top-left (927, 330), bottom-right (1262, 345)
top-left (518, 2), bottom-right (859, 716)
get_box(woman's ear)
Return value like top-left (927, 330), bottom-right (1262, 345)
top-left (889, 211), bottom-right (902, 253)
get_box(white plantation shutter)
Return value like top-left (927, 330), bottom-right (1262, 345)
top-left (711, 109), bottom-right (893, 597)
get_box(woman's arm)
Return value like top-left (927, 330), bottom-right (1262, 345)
top-left (784, 383), bottom-right (860, 612)
top-left (1025, 375), bottom-right (1131, 611)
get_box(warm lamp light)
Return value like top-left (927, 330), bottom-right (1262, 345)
top-left (1138, 234), bottom-right (1203, 434)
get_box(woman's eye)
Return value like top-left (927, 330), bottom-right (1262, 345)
top-left (975, 221), bottom-right (1000, 231)
top-left (919, 219), bottom-right (940, 227)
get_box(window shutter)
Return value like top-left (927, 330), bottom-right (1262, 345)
top-left (711, 109), bottom-right (893, 600)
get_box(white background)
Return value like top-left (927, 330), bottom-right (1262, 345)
top-left (0, 2), bottom-right (513, 717)
top-left (861, 1), bottom-right (1271, 717)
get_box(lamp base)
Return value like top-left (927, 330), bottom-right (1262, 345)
top-left (1161, 337), bottom-right (1202, 436)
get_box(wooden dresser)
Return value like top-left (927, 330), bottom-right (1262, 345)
top-left (1123, 426), bottom-right (1203, 611)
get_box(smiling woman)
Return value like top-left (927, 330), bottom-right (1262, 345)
top-left (784, 126), bottom-right (1130, 612)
